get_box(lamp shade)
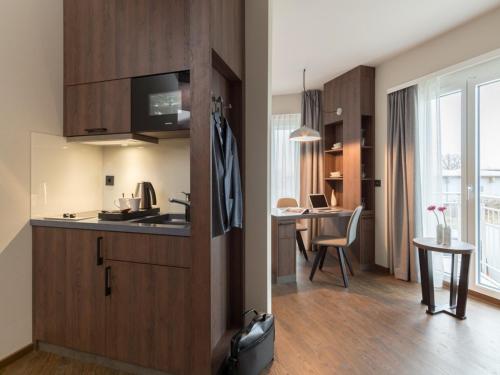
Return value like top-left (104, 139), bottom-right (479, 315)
top-left (289, 126), bottom-right (321, 142)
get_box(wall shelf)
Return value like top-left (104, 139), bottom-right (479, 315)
top-left (325, 148), bottom-right (343, 154)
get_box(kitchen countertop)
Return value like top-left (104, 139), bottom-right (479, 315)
top-left (30, 212), bottom-right (191, 237)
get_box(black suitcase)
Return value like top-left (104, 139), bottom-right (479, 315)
top-left (224, 309), bottom-right (275, 375)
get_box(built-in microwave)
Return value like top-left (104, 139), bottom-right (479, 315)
top-left (132, 71), bottom-right (190, 137)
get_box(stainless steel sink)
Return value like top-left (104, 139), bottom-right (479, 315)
top-left (133, 213), bottom-right (189, 225)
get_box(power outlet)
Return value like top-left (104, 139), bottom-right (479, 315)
top-left (375, 179), bottom-right (381, 187)
top-left (105, 175), bottom-right (114, 186)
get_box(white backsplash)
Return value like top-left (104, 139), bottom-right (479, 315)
top-left (31, 133), bottom-right (103, 218)
top-left (102, 139), bottom-right (190, 213)
top-left (31, 134), bottom-right (190, 217)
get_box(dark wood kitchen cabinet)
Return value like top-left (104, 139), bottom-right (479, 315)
top-left (33, 227), bottom-right (106, 354)
top-left (33, 226), bottom-right (191, 373)
top-left (64, 79), bottom-right (131, 137)
top-left (64, 0), bottom-right (190, 85)
top-left (105, 260), bottom-right (190, 374)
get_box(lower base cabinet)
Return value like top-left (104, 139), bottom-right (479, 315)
top-left (105, 260), bottom-right (190, 374)
top-left (33, 227), bottom-right (190, 374)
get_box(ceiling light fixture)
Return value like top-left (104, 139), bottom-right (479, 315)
top-left (289, 68), bottom-right (321, 142)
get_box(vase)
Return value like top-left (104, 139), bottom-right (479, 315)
top-left (436, 224), bottom-right (444, 244)
top-left (330, 189), bottom-right (337, 207)
top-left (443, 226), bottom-right (452, 246)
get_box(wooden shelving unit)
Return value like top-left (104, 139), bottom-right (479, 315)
top-left (322, 65), bottom-right (375, 270)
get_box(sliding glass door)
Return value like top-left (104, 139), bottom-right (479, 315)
top-left (424, 57), bottom-right (500, 299)
top-left (468, 71), bottom-right (500, 298)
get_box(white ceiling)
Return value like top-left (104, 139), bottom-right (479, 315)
top-left (272, 0), bottom-right (500, 95)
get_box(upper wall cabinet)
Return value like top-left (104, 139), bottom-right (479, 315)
top-left (64, 0), bottom-right (190, 85)
top-left (65, 79), bottom-right (131, 136)
top-left (210, 0), bottom-right (244, 79)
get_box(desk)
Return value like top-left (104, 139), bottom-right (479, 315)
top-left (271, 208), bottom-right (352, 284)
top-left (413, 237), bottom-right (474, 320)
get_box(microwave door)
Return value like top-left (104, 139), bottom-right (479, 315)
top-left (132, 72), bottom-right (191, 134)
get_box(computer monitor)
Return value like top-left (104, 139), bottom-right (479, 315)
top-left (308, 194), bottom-right (329, 209)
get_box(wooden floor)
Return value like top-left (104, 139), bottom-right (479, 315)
top-left (2, 250), bottom-right (500, 375)
top-left (265, 250), bottom-right (500, 375)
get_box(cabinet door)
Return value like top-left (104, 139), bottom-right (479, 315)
top-left (33, 227), bottom-right (68, 346)
top-left (105, 261), bottom-right (190, 374)
top-left (64, 0), bottom-right (190, 85)
top-left (33, 228), bottom-right (106, 353)
top-left (323, 77), bottom-right (344, 124)
top-left (64, 229), bottom-right (106, 355)
top-left (65, 79), bottom-right (131, 137)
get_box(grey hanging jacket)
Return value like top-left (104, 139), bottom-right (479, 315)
top-left (212, 113), bottom-right (243, 237)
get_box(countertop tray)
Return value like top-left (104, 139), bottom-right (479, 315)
top-left (98, 207), bottom-right (160, 221)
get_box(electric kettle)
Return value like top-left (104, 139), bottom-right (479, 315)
top-left (135, 182), bottom-right (157, 209)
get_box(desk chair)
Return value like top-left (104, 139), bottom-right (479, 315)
top-left (309, 206), bottom-right (363, 287)
top-left (276, 198), bottom-right (308, 261)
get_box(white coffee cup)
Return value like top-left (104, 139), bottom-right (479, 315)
top-left (114, 197), bottom-right (130, 211)
top-left (128, 197), bottom-right (142, 212)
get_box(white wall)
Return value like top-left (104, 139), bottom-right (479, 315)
top-left (272, 93), bottom-right (301, 114)
top-left (0, 0), bottom-right (63, 360)
top-left (245, 0), bottom-right (272, 313)
top-left (375, 7), bottom-right (500, 267)
top-left (102, 139), bottom-right (190, 212)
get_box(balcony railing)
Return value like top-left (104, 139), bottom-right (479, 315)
top-left (436, 192), bottom-right (500, 289)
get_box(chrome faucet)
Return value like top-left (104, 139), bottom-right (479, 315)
top-left (169, 192), bottom-right (191, 222)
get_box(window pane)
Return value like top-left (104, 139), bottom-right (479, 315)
top-left (439, 91), bottom-right (462, 275)
top-left (478, 79), bottom-right (500, 291)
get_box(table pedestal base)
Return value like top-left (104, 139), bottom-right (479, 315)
top-left (420, 301), bottom-right (467, 320)
top-left (418, 249), bottom-right (471, 320)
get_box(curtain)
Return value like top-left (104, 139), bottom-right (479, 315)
top-left (300, 90), bottom-right (324, 250)
top-left (387, 85), bottom-right (419, 281)
top-left (416, 78), bottom-right (444, 286)
top-left (270, 113), bottom-right (301, 207)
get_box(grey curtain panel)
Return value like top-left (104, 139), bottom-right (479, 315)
top-left (300, 90), bottom-right (324, 250)
top-left (387, 85), bottom-right (418, 281)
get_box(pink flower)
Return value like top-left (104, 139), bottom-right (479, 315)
top-left (428, 204), bottom-right (440, 224)
top-left (438, 206), bottom-right (448, 226)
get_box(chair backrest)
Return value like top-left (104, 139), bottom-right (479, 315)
top-left (276, 197), bottom-right (299, 208)
top-left (345, 206), bottom-right (363, 247)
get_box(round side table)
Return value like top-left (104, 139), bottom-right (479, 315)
top-left (413, 237), bottom-right (474, 320)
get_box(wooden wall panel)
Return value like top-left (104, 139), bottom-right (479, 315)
top-left (210, 66), bottom-right (245, 350)
top-left (189, 0), bottom-right (213, 372)
top-left (210, 0), bottom-right (244, 79)
top-left (210, 234), bottom-right (229, 349)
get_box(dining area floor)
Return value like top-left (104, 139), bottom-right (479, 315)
top-left (265, 249), bottom-right (500, 375)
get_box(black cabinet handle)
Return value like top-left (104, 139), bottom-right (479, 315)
top-left (105, 266), bottom-right (111, 296)
top-left (96, 236), bottom-right (104, 266)
top-left (84, 127), bottom-right (108, 133)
